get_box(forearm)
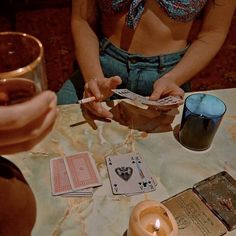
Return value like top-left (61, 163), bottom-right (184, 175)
top-left (72, 20), bottom-right (104, 82)
top-left (164, 0), bottom-right (235, 86)
top-left (164, 30), bottom-right (228, 85)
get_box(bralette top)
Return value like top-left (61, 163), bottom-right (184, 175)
top-left (98, 0), bottom-right (208, 29)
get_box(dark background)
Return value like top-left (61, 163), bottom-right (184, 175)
top-left (0, 0), bottom-right (235, 92)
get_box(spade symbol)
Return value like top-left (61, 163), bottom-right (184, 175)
top-left (115, 167), bottom-right (133, 181)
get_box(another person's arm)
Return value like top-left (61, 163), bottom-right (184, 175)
top-left (71, 0), bottom-right (121, 118)
top-left (0, 91), bottom-right (57, 154)
top-left (150, 0), bottom-right (236, 100)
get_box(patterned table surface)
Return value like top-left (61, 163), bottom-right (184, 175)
top-left (6, 88), bottom-right (236, 236)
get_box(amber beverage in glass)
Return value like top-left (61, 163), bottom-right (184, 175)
top-left (0, 32), bottom-right (47, 105)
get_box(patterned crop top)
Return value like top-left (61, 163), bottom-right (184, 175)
top-left (98, 0), bottom-right (208, 29)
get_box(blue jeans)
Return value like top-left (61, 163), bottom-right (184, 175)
top-left (57, 37), bottom-right (190, 104)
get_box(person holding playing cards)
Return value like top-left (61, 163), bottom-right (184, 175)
top-left (0, 91), bottom-right (58, 235)
top-left (57, 0), bottom-right (235, 118)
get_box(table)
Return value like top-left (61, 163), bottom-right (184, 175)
top-left (6, 88), bottom-right (236, 236)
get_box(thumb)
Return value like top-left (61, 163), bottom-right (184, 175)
top-left (107, 76), bottom-right (122, 89)
top-left (149, 88), bottom-right (162, 101)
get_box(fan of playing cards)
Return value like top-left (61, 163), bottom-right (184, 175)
top-left (50, 152), bottom-right (102, 197)
top-left (112, 89), bottom-right (183, 107)
top-left (106, 152), bottom-right (157, 196)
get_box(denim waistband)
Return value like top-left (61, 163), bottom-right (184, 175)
top-left (99, 37), bottom-right (188, 68)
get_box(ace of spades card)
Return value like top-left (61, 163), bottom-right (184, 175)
top-left (106, 152), bottom-right (157, 195)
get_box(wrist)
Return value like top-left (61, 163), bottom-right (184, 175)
top-left (161, 73), bottom-right (185, 86)
top-left (85, 74), bottom-right (104, 83)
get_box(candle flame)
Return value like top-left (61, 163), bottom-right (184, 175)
top-left (154, 219), bottom-right (160, 231)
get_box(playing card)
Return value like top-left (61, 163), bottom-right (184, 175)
top-left (106, 152), bottom-right (156, 195)
top-left (50, 157), bottom-right (73, 196)
top-left (112, 88), bottom-right (183, 106)
top-left (124, 153), bottom-right (157, 196)
top-left (64, 152), bottom-right (102, 190)
top-left (131, 153), bottom-right (158, 188)
top-left (61, 187), bottom-right (93, 197)
top-left (112, 89), bottom-right (150, 104)
top-left (111, 88), bottom-right (143, 100)
top-left (156, 96), bottom-right (183, 106)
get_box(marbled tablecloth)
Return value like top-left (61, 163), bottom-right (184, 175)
top-left (6, 88), bottom-right (236, 236)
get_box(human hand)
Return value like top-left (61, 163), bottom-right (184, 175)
top-left (110, 101), bottom-right (177, 133)
top-left (150, 76), bottom-right (184, 100)
top-left (149, 77), bottom-right (184, 111)
top-left (83, 76), bottom-right (122, 118)
top-left (0, 91), bottom-right (58, 154)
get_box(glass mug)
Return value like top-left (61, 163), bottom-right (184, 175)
top-left (0, 31), bottom-right (47, 106)
top-left (179, 93), bottom-right (226, 151)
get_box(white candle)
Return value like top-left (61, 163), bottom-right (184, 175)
top-left (127, 200), bottom-right (178, 236)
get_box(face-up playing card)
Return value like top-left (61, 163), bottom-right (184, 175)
top-left (106, 152), bottom-right (156, 195)
top-left (64, 152), bottom-right (102, 190)
top-left (112, 89), bottom-right (148, 104)
top-left (156, 96), bottom-right (183, 106)
top-left (112, 88), bottom-right (183, 107)
top-left (50, 157), bottom-right (73, 196)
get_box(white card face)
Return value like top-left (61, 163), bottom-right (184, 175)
top-left (156, 96), bottom-right (183, 106)
top-left (112, 89), bottom-right (149, 104)
top-left (112, 89), bottom-right (183, 106)
top-left (114, 89), bottom-right (142, 99)
top-left (50, 157), bottom-right (73, 196)
top-left (131, 154), bottom-right (157, 189)
top-left (106, 152), bottom-right (156, 195)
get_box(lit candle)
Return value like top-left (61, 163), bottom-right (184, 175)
top-left (127, 200), bottom-right (178, 236)
top-left (146, 219), bottom-right (160, 236)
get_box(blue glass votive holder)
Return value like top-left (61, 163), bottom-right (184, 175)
top-left (179, 93), bottom-right (226, 151)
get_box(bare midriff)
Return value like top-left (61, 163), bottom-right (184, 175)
top-left (100, 0), bottom-right (193, 56)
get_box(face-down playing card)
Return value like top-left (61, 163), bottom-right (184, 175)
top-left (50, 157), bottom-right (73, 195)
top-left (64, 152), bottom-right (102, 191)
top-left (106, 152), bottom-right (156, 195)
top-left (50, 155), bottom-right (96, 197)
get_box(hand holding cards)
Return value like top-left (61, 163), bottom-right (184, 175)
top-left (106, 152), bottom-right (157, 196)
top-left (50, 152), bottom-right (102, 197)
top-left (112, 89), bottom-right (183, 107)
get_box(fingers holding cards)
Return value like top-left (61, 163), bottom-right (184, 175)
top-left (112, 89), bottom-right (183, 108)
